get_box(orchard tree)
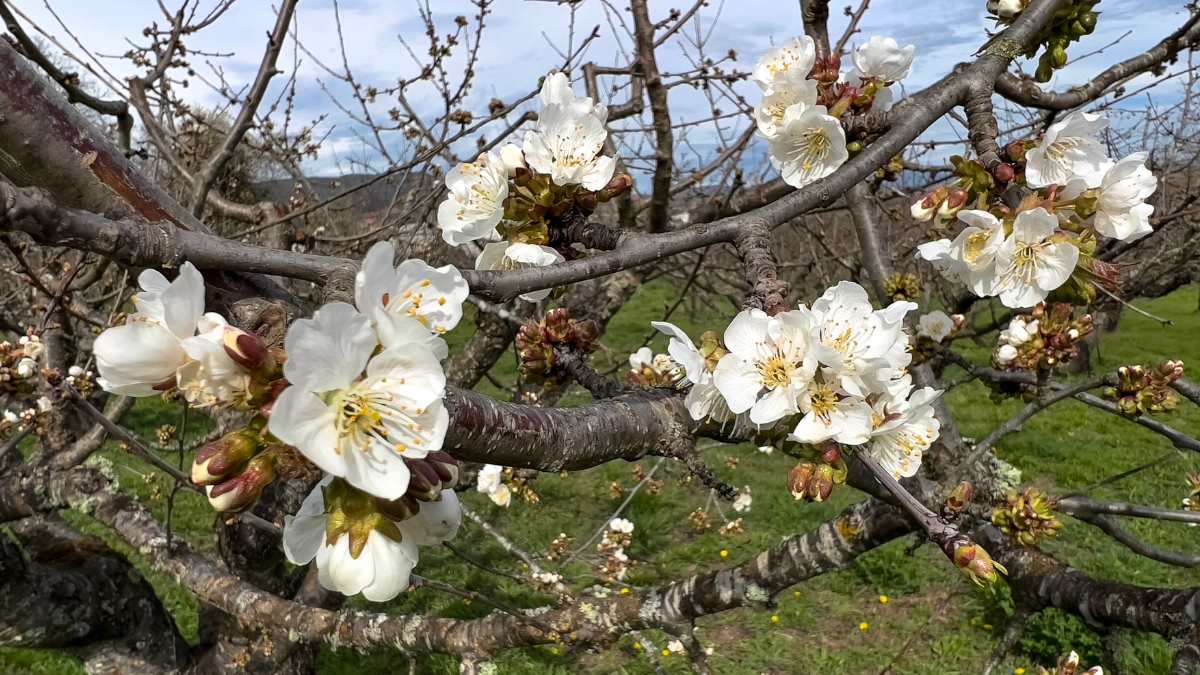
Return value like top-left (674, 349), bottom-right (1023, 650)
top-left (0, 0), bottom-right (1198, 673)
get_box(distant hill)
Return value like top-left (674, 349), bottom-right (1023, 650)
top-left (252, 173), bottom-right (434, 214)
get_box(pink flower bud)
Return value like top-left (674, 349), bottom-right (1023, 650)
top-left (192, 429), bottom-right (260, 486)
top-left (205, 453), bottom-right (276, 512)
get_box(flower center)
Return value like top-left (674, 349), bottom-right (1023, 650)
top-left (328, 381), bottom-right (427, 457)
top-left (809, 385), bottom-right (838, 420)
top-left (1045, 137), bottom-right (1081, 162)
top-left (963, 230), bottom-right (993, 263)
top-left (758, 355), bottom-right (797, 389)
top-left (827, 326), bottom-right (857, 355)
top-left (788, 128), bottom-right (831, 172)
top-left (1003, 240), bottom-right (1049, 286)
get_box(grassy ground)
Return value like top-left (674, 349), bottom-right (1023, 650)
top-left (3, 285), bottom-right (1199, 674)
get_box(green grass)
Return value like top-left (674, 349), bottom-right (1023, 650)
top-left (4, 285), bottom-right (1199, 674)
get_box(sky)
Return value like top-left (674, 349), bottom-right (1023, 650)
top-left (7, 0), bottom-right (1194, 176)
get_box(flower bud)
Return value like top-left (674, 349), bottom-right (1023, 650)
top-left (16, 358), bottom-right (36, 379)
top-left (403, 456), bottom-right (444, 501)
top-left (425, 450), bottom-right (460, 489)
top-left (499, 143), bottom-right (526, 176)
top-left (192, 429), bottom-right (260, 485)
top-left (597, 174), bottom-right (634, 202)
top-left (808, 463), bottom-right (836, 502)
top-left (945, 481), bottom-right (974, 514)
top-left (575, 191), bottom-right (598, 212)
top-left (992, 163), bottom-right (1016, 183)
top-left (205, 453), bottom-right (277, 512)
top-left (222, 326), bottom-right (274, 373)
top-left (952, 542), bottom-right (1007, 586)
top-left (788, 463), bottom-right (816, 499)
top-left (375, 493), bottom-right (422, 522)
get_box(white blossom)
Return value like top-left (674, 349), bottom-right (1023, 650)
top-left (476, 464), bottom-right (512, 507)
top-left (987, 0), bottom-right (1025, 18)
top-left (994, 208), bottom-right (1079, 308)
top-left (752, 36), bottom-right (817, 93)
top-left (474, 242), bottom-right (565, 302)
top-left (651, 321), bottom-right (734, 423)
top-left (852, 36), bottom-right (915, 83)
top-left (789, 374), bottom-right (873, 445)
top-left (995, 344), bottom-right (1019, 365)
top-left (283, 476), bottom-right (461, 602)
top-left (609, 517), bottom-right (634, 534)
top-left (524, 73), bottom-right (614, 190)
top-left (917, 310), bottom-right (954, 343)
top-left (499, 143), bottom-right (527, 175)
top-left (753, 72), bottom-right (818, 137)
top-left (268, 303), bottom-right (449, 500)
top-left (917, 210), bottom-right (1006, 297)
top-left (799, 281), bottom-right (915, 397)
top-left (36, 396), bottom-right (52, 413)
top-left (1064, 152), bottom-right (1156, 242)
top-left (437, 151), bottom-right (508, 246)
top-left (355, 241), bottom-right (469, 358)
top-left (999, 316), bottom-right (1039, 346)
top-left (732, 487), bottom-right (753, 513)
top-left (94, 263), bottom-right (206, 396)
top-left (1025, 111), bottom-right (1112, 188)
top-left (2, 410), bottom-right (16, 425)
top-left (767, 104), bottom-right (848, 188)
top-left (176, 314), bottom-right (251, 408)
top-left (868, 386), bottom-right (941, 478)
top-left (714, 309), bottom-right (816, 425)
top-left (15, 358), bottom-right (36, 379)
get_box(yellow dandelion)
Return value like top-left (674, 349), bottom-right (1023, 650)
top-left (858, 622), bottom-right (870, 633)
top-left (661, 648), bottom-right (671, 657)
top-left (879, 594), bottom-right (889, 605)
top-left (770, 615), bottom-right (781, 624)
top-left (793, 591), bottom-right (802, 599)
top-left (719, 549), bottom-right (730, 558)
top-left (1015, 669), bottom-right (1026, 675)
top-left (620, 587), bottom-right (631, 595)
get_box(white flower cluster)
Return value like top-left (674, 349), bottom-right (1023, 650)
top-left (918, 112), bottom-right (1157, 308)
top-left (274, 241), bottom-right (469, 601)
top-left (752, 35), bottom-right (913, 189)
top-left (597, 517), bottom-right (634, 581)
top-left (436, 72), bottom-right (612, 301)
top-left (476, 463), bottom-right (511, 507)
top-left (995, 315), bottom-right (1039, 365)
top-left (654, 281), bottom-right (941, 478)
top-left (93, 264), bottom-right (252, 407)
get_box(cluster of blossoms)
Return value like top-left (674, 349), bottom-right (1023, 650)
top-left (597, 517), bottom-right (634, 582)
top-left (94, 244), bottom-right (475, 602)
top-left (515, 307), bottom-right (600, 383)
top-left (993, 303), bottom-right (1094, 371)
top-left (0, 334), bottom-right (51, 431)
top-left (1038, 651), bottom-right (1104, 675)
top-left (476, 463), bottom-right (512, 507)
top-left (626, 346), bottom-right (682, 387)
top-left (1182, 472), bottom-right (1200, 520)
top-left (918, 111), bottom-right (1157, 309)
top-left (787, 444), bottom-right (847, 502)
top-left (1103, 360), bottom-right (1185, 416)
top-left (436, 72), bottom-right (632, 302)
top-left (653, 280), bottom-right (942, 481)
top-left (752, 34), bottom-right (914, 189)
top-left (991, 488), bottom-right (1062, 547)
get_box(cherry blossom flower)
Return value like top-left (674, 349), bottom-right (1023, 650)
top-left (868, 386), bottom-right (942, 478)
top-left (767, 104), bottom-right (848, 188)
top-left (95, 263), bottom-right (206, 396)
top-left (355, 241), bottom-right (469, 357)
top-left (476, 464), bottom-right (512, 507)
top-left (1063, 152), bottom-right (1157, 242)
top-left (852, 36), bottom-right (915, 83)
top-left (732, 487), bottom-right (753, 513)
top-left (714, 309), bottom-right (817, 425)
top-left (176, 314), bottom-right (252, 408)
top-left (987, 0), bottom-right (1025, 18)
top-left (789, 373), bottom-right (874, 445)
top-left (283, 476), bottom-right (461, 602)
top-left (752, 36), bottom-right (817, 93)
top-left (523, 72), bottom-right (615, 190)
top-left (437, 151), bottom-right (508, 246)
top-left (651, 321), bottom-right (734, 423)
top-left (753, 72), bottom-right (818, 137)
top-left (1025, 111), bottom-right (1112, 188)
top-left (499, 143), bottom-right (527, 175)
top-left (609, 517), bottom-right (634, 534)
top-left (800, 281), bottom-right (915, 397)
top-left (268, 303), bottom-right (449, 500)
top-left (474, 242), bottom-right (565, 302)
top-left (994, 208), bottom-right (1079, 308)
top-left (918, 209), bottom-right (1006, 297)
top-left (917, 311), bottom-right (954, 343)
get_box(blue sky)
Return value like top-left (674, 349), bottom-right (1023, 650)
top-left (9, 0), bottom-right (1194, 175)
